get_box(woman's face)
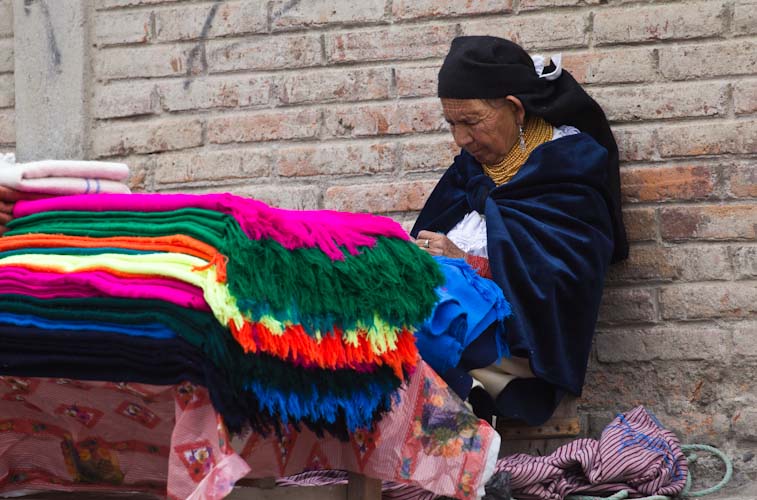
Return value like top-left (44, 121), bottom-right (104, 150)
top-left (441, 97), bottom-right (523, 165)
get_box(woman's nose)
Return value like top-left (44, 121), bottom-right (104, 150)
top-left (452, 126), bottom-right (473, 147)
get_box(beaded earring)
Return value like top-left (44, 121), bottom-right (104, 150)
top-left (518, 124), bottom-right (526, 151)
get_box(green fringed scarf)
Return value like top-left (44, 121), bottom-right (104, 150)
top-left (6, 209), bottom-right (444, 333)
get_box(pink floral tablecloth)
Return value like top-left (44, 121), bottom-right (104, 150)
top-left (0, 362), bottom-right (500, 499)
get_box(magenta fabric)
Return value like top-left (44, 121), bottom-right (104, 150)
top-left (13, 193), bottom-right (409, 260)
top-left (0, 266), bottom-right (210, 311)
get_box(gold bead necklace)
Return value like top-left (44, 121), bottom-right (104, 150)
top-left (483, 116), bottom-right (553, 186)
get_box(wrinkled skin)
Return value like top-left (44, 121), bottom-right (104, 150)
top-left (413, 96), bottom-right (526, 257)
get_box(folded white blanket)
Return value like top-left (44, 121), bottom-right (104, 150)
top-left (0, 158), bottom-right (131, 194)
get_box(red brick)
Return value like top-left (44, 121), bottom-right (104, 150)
top-left (399, 136), bottom-right (458, 173)
top-left (271, 0), bottom-right (386, 30)
top-left (275, 142), bottom-right (396, 177)
top-left (734, 409), bottom-right (757, 441)
top-left (324, 100), bottom-right (445, 138)
top-left (725, 163), bottom-right (757, 198)
top-left (0, 73), bottom-right (14, 109)
top-left (95, 10), bottom-right (151, 45)
top-left (657, 120), bottom-right (757, 158)
top-left (395, 65), bottom-right (440, 98)
top-left (207, 109), bottom-right (320, 145)
top-left (659, 40), bottom-right (757, 80)
top-left (593, 2), bottom-right (725, 45)
top-left (607, 245), bottom-right (732, 283)
top-left (598, 287), bottom-right (657, 324)
top-left (595, 325), bottom-right (729, 363)
top-left (612, 126), bottom-right (657, 162)
top-left (734, 79), bottom-right (757, 115)
top-left (583, 363), bottom-right (732, 418)
top-left (96, 44), bottom-right (196, 80)
top-left (0, 108), bottom-right (14, 145)
top-left (394, 216), bottom-right (416, 235)
top-left (734, 0), bottom-right (757, 35)
top-left (94, 81), bottom-right (158, 119)
top-left (660, 282), bottom-right (756, 320)
top-left (123, 155), bottom-right (152, 192)
top-left (0, 0), bottom-right (13, 37)
top-left (0, 39), bottom-right (13, 73)
top-left (276, 68), bottom-right (391, 105)
top-left (155, 1), bottom-right (267, 41)
top-left (620, 165), bottom-right (717, 203)
top-left (660, 205), bottom-right (756, 241)
top-left (460, 12), bottom-right (589, 50)
top-left (227, 184), bottom-right (321, 210)
top-left (731, 246), bottom-right (757, 280)
top-left (520, 0), bottom-right (600, 9)
top-left (589, 82), bottom-right (727, 123)
top-left (562, 48), bottom-right (658, 85)
top-left (154, 148), bottom-right (271, 185)
top-left (326, 25), bottom-right (457, 64)
top-left (158, 76), bottom-right (271, 112)
top-left (208, 34), bottom-right (322, 73)
top-left (581, 368), bottom-right (661, 411)
top-left (654, 411), bottom-right (730, 443)
top-left (622, 207), bottom-right (657, 243)
top-left (733, 320), bottom-right (757, 357)
top-left (102, 155), bottom-right (154, 192)
top-left (92, 118), bottom-right (203, 158)
top-left (392, 0), bottom-right (512, 20)
top-left (325, 180), bottom-right (437, 213)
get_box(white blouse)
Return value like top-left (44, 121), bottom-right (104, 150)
top-left (447, 125), bottom-right (580, 255)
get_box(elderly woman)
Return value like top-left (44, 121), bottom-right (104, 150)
top-left (412, 36), bottom-right (628, 426)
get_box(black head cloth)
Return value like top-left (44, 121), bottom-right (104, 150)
top-left (438, 36), bottom-right (628, 262)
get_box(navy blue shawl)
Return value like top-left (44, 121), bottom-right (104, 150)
top-left (411, 133), bottom-right (614, 424)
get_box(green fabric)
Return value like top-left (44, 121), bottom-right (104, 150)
top-left (0, 294), bottom-right (230, 363)
top-left (7, 209), bottom-right (444, 331)
top-left (0, 251), bottom-right (244, 333)
top-left (0, 247), bottom-right (156, 258)
top-left (0, 294), bottom-right (401, 415)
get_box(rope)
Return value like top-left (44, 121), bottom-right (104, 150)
top-left (562, 443), bottom-right (733, 500)
top-left (679, 444), bottom-right (733, 498)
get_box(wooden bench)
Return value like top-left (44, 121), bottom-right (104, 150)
top-left (496, 396), bottom-right (583, 457)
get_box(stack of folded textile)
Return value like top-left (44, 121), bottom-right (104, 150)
top-left (0, 193), bottom-right (443, 438)
top-left (0, 155), bottom-right (131, 195)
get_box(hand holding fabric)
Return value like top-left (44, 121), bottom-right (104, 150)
top-left (415, 230), bottom-right (467, 259)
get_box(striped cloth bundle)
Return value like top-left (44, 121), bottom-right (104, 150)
top-left (0, 193), bottom-right (444, 438)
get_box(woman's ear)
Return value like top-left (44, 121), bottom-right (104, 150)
top-left (505, 95), bottom-right (526, 125)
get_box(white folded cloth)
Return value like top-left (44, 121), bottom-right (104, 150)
top-left (0, 158), bottom-right (131, 195)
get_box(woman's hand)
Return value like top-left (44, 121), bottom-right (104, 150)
top-left (415, 230), bottom-right (467, 259)
top-left (0, 186), bottom-right (21, 236)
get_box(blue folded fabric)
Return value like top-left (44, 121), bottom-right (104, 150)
top-left (415, 256), bottom-right (511, 376)
top-left (0, 312), bottom-right (176, 339)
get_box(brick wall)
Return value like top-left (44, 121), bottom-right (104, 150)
top-left (0, 0), bottom-right (13, 152)
top-left (16, 0), bottom-right (757, 490)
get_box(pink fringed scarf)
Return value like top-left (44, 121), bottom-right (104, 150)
top-left (13, 193), bottom-right (409, 260)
